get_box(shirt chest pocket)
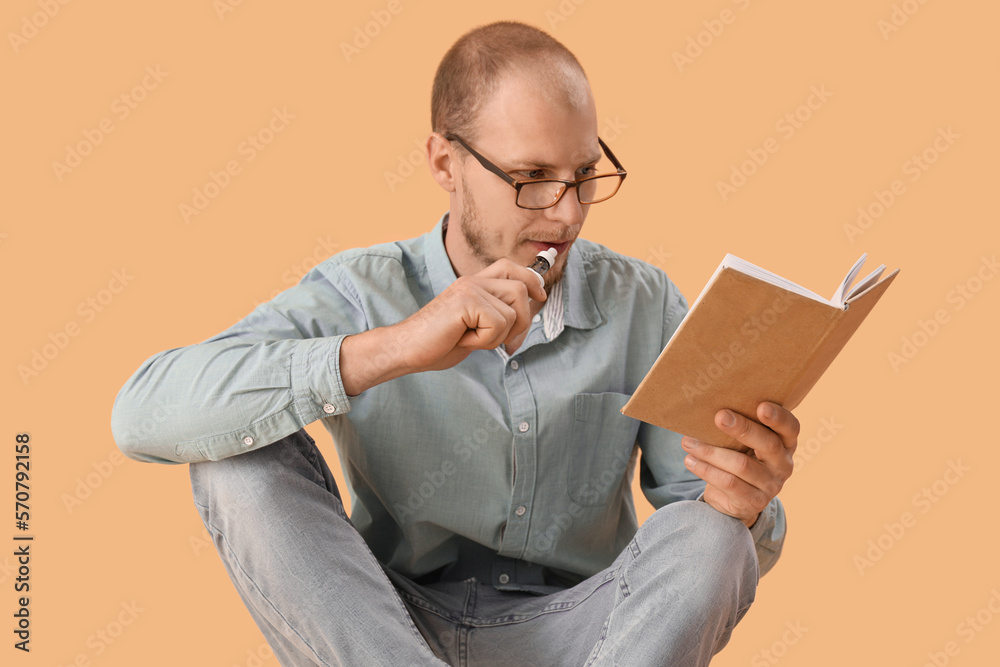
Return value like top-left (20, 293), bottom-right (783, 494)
top-left (567, 392), bottom-right (640, 507)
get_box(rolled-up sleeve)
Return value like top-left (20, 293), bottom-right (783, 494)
top-left (111, 263), bottom-right (366, 464)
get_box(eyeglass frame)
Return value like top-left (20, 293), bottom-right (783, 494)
top-left (443, 133), bottom-right (627, 210)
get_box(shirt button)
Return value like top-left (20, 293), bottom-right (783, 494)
top-left (323, 403), bottom-right (336, 414)
top-left (242, 435), bottom-right (254, 447)
top-left (498, 573), bottom-right (510, 584)
top-left (510, 360), bottom-right (519, 370)
top-left (515, 505), bottom-right (526, 517)
top-left (518, 421), bottom-right (529, 433)
top-left (532, 314), bottom-right (541, 323)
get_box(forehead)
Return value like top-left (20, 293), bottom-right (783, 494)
top-left (473, 71), bottom-right (600, 166)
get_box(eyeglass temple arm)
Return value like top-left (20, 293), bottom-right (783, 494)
top-left (446, 133), bottom-right (625, 183)
top-left (443, 133), bottom-right (518, 186)
top-left (598, 137), bottom-right (626, 174)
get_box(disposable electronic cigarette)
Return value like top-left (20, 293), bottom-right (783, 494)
top-left (527, 248), bottom-right (558, 289)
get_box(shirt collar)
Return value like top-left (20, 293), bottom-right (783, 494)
top-left (425, 211), bottom-right (602, 335)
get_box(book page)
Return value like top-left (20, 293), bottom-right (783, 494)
top-left (846, 265), bottom-right (887, 302)
top-left (831, 253), bottom-right (868, 306)
top-left (722, 254), bottom-right (828, 303)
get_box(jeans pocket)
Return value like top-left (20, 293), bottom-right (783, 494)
top-left (567, 392), bottom-right (640, 507)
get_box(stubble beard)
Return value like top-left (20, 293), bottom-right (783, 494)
top-left (459, 175), bottom-right (568, 291)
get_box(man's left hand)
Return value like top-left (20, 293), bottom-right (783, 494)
top-left (681, 402), bottom-right (798, 528)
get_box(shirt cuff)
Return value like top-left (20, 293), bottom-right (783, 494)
top-left (172, 336), bottom-right (353, 462)
top-left (291, 334), bottom-right (354, 424)
top-left (692, 491), bottom-right (785, 578)
top-left (748, 496), bottom-right (785, 578)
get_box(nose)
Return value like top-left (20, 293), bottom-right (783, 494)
top-left (544, 184), bottom-right (587, 228)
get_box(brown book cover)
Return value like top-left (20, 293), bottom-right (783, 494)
top-left (621, 254), bottom-right (899, 451)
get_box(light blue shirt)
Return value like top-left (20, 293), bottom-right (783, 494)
top-left (111, 212), bottom-right (785, 588)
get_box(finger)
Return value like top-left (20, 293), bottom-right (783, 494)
top-left (682, 447), bottom-right (770, 511)
top-left (462, 278), bottom-right (533, 347)
top-left (757, 402), bottom-right (800, 450)
top-left (714, 409), bottom-right (786, 466)
top-left (475, 277), bottom-right (532, 329)
top-left (478, 258), bottom-right (548, 302)
top-left (454, 294), bottom-right (517, 350)
top-left (681, 436), bottom-right (773, 491)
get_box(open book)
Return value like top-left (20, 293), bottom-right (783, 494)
top-left (621, 254), bottom-right (899, 451)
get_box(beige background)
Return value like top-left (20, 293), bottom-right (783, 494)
top-left (4, 1), bottom-right (999, 665)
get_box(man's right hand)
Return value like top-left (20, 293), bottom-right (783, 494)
top-left (340, 258), bottom-right (547, 396)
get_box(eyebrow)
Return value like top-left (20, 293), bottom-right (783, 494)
top-left (505, 152), bottom-right (603, 171)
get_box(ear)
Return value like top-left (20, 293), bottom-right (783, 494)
top-left (427, 132), bottom-right (458, 193)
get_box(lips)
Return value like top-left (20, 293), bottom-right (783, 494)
top-left (529, 240), bottom-right (571, 255)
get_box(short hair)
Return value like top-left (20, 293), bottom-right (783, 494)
top-left (431, 21), bottom-right (589, 144)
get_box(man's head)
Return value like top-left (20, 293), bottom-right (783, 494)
top-left (427, 21), bottom-right (603, 290)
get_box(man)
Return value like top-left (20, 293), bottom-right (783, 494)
top-left (112, 20), bottom-right (796, 666)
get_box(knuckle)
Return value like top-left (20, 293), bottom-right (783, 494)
top-left (721, 474), bottom-right (740, 493)
top-left (735, 455), bottom-right (753, 477)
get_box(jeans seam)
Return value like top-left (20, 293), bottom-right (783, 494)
top-left (465, 575), bottom-right (617, 627)
top-left (582, 615), bottom-right (612, 667)
top-left (197, 438), bottom-right (440, 665)
top-left (207, 519), bottom-right (333, 667)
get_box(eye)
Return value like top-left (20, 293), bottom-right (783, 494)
top-left (578, 165), bottom-right (597, 177)
top-left (518, 169), bottom-right (547, 180)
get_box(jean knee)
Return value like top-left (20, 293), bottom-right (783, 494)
top-left (639, 500), bottom-right (758, 575)
top-left (190, 429), bottom-right (332, 511)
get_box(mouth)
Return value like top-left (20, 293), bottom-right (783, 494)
top-left (528, 240), bottom-right (571, 256)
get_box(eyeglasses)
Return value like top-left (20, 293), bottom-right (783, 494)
top-left (444, 133), bottom-right (627, 210)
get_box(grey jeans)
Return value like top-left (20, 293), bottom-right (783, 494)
top-left (189, 429), bottom-right (759, 666)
